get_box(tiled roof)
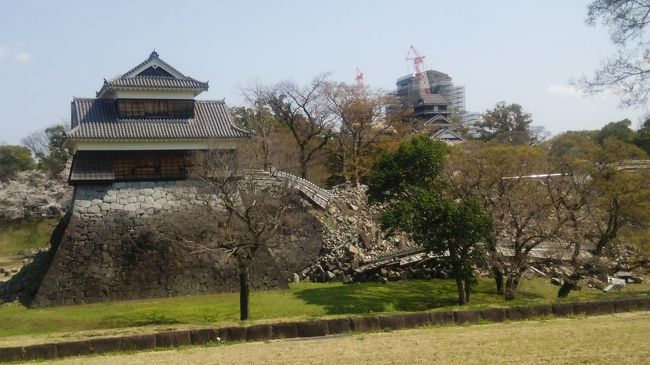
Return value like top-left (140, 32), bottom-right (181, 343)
top-left (97, 51), bottom-right (208, 96)
top-left (103, 77), bottom-right (208, 90)
top-left (68, 98), bottom-right (249, 140)
top-left (416, 94), bottom-right (448, 105)
top-left (123, 51), bottom-right (183, 77)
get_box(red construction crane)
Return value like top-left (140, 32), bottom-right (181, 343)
top-left (355, 67), bottom-right (364, 88)
top-left (406, 45), bottom-right (430, 94)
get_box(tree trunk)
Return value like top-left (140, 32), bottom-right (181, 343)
top-left (454, 272), bottom-right (467, 305)
top-left (341, 148), bottom-right (349, 183)
top-left (352, 144), bottom-right (361, 187)
top-left (239, 264), bottom-right (250, 321)
top-left (464, 279), bottom-right (471, 303)
top-left (557, 272), bottom-right (582, 298)
top-left (493, 267), bottom-right (504, 295)
top-left (595, 200), bottom-right (620, 255)
top-left (299, 159), bottom-right (309, 179)
top-left (504, 274), bottom-right (521, 301)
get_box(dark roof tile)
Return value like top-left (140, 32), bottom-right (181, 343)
top-left (67, 98), bottom-right (249, 140)
top-left (104, 77), bottom-right (208, 90)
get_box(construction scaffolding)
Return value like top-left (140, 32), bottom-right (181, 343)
top-left (393, 69), bottom-right (466, 115)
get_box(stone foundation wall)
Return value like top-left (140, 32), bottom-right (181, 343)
top-left (31, 181), bottom-right (323, 307)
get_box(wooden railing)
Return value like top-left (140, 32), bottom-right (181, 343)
top-left (249, 170), bottom-right (333, 209)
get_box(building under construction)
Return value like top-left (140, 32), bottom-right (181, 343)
top-left (394, 69), bottom-right (466, 115)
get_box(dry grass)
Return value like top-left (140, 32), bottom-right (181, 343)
top-left (37, 311), bottom-right (650, 365)
top-left (0, 218), bottom-right (55, 269)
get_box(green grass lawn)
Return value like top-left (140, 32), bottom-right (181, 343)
top-left (0, 278), bottom-right (648, 342)
top-left (0, 218), bottom-right (56, 268)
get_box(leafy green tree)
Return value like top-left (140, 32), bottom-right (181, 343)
top-left (22, 124), bottom-right (70, 178)
top-left (383, 192), bottom-right (492, 304)
top-left (596, 119), bottom-right (636, 144)
top-left (368, 136), bottom-right (492, 305)
top-left (634, 118), bottom-right (650, 155)
top-left (367, 135), bottom-right (447, 203)
top-left (0, 145), bottom-right (35, 181)
top-left (478, 102), bottom-right (535, 144)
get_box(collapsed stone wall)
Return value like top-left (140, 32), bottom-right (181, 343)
top-left (31, 181), bottom-right (323, 307)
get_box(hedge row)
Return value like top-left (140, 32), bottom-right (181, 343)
top-left (1, 297), bottom-right (649, 363)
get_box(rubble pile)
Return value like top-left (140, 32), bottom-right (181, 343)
top-left (526, 245), bottom-right (647, 293)
top-left (296, 183), bottom-right (450, 283)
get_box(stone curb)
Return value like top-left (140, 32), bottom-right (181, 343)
top-left (1, 297), bottom-right (648, 363)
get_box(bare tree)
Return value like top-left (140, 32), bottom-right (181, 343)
top-left (153, 147), bottom-right (307, 320)
top-left (21, 123), bottom-right (70, 178)
top-left (580, 0), bottom-right (650, 107)
top-left (264, 74), bottom-right (336, 179)
top-left (324, 82), bottom-right (401, 185)
top-left (545, 133), bottom-right (650, 297)
top-left (234, 82), bottom-right (280, 170)
top-left (445, 143), bottom-right (566, 300)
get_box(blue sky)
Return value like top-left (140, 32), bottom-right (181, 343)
top-left (0, 0), bottom-right (644, 144)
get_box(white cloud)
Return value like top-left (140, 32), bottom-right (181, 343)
top-left (546, 84), bottom-right (583, 97)
top-left (13, 52), bottom-right (32, 63)
top-left (0, 46), bottom-right (33, 64)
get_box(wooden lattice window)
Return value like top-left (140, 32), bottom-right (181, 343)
top-left (116, 99), bottom-right (194, 119)
top-left (113, 151), bottom-right (190, 180)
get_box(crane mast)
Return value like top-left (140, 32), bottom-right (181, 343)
top-left (406, 45), bottom-right (430, 95)
top-left (355, 67), bottom-right (364, 88)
